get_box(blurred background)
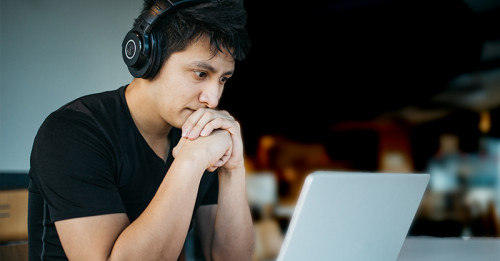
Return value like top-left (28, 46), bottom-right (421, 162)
top-left (1, 0), bottom-right (500, 260)
top-left (227, 0), bottom-right (500, 260)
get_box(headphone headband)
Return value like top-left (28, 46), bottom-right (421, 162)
top-left (140, 0), bottom-right (193, 33)
top-left (122, 0), bottom-right (201, 79)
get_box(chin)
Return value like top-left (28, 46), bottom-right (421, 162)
top-left (176, 109), bottom-right (193, 127)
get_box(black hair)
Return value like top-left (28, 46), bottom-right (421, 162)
top-left (134, 0), bottom-right (251, 76)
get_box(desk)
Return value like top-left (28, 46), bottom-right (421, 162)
top-left (0, 241), bottom-right (28, 261)
top-left (398, 237), bottom-right (500, 261)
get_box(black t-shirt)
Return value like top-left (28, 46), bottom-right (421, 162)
top-left (28, 86), bottom-right (218, 260)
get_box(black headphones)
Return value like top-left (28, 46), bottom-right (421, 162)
top-left (122, 0), bottom-right (199, 79)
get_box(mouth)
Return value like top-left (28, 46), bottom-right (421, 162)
top-left (187, 106), bottom-right (204, 112)
top-left (184, 108), bottom-right (197, 116)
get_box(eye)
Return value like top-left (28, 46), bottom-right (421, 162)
top-left (194, 71), bottom-right (208, 78)
top-left (220, 76), bottom-right (230, 84)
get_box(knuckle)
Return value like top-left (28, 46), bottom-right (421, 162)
top-left (221, 110), bottom-right (233, 119)
top-left (191, 124), bottom-right (202, 131)
top-left (202, 110), bottom-right (214, 120)
top-left (205, 121), bottom-right (215, 129)
top-left (185, 117), bottom-right (196, 126)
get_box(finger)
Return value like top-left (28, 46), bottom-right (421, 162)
top-left (182, 109), bottom-right (206, 138)
top-left (215, 142), bottom-right (232, 166)
top-left (207, 166), bottom-right (218, 172)
top-left (207, 155), bottom-right (229, 172)
top-left (199, 118), bottom-right (223, 137)
top-left (200, 116), bottom-right (240, 138)
top-left (216, 152), bottom-right (231, 166)
top-left (207, 141), bottom-right (232, 171)
top-left (187, 110), bottom-right (217, 140)
top-left (185, 110), bottom-right (233, 140)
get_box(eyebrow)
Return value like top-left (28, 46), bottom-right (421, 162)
top-left (190, 61), bottom-right (234, 76)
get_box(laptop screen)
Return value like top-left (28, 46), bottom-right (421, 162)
top-left (277, 171), bottom-right (430, 261)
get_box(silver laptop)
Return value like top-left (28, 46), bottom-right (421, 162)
top-left (276, 170), bottom-right (430, 261)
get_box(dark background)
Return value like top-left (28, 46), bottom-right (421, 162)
top-left (218, 0), bottom-right (500, 170)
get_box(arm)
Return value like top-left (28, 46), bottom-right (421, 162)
top-left (195, 167), bottom-right (254, 261)
top-left (55, 130), bottom-right (232, 261)
top-left (184, 109), bottom-right (255, 261)
top-left (212, 166), bottom-right (255, 261)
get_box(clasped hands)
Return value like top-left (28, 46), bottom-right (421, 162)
top-left (172, 108), bottom-right (243, 172)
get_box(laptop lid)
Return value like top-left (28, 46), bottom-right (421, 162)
top-left (276, 171), bottom-right (430, 261)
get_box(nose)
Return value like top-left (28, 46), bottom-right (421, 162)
top-left (199, 82), bottom-right (222, 108)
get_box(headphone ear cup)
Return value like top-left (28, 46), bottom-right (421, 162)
top-left (142, 30), bottom-right (162, 79)
top-left (122, 31), bottom-right (142, 67)
top-left (122, 29), bottom-right (160, 79)
top-left (123, 29), bottom-right (154, 78)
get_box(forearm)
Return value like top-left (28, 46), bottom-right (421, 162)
top-left (211, 167), bottom-right (254, 261)
top-left (109, 157), bottom-right (205, 261)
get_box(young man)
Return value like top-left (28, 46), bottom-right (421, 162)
top-left (28, 0), bottom-right (254, 260)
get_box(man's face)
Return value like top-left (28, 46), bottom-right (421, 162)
top-left (149, 36), bottom-right (235, 129)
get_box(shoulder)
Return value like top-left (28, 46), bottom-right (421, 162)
top-left (39, 86), bottom-right (127, 135)
top-left (58, 86), bottom-right (126, 119)
top-left (33, 87), bottom-right (128, 154)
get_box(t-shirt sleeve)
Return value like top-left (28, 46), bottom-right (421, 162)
top-left (30, 109), bottom-right (125, 222)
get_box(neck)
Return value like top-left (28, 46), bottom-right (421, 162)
top-left (125, 78), bottom-right (172, 142)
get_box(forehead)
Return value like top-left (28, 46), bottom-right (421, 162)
top-left (172, 36), bottom-right (235, 68)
